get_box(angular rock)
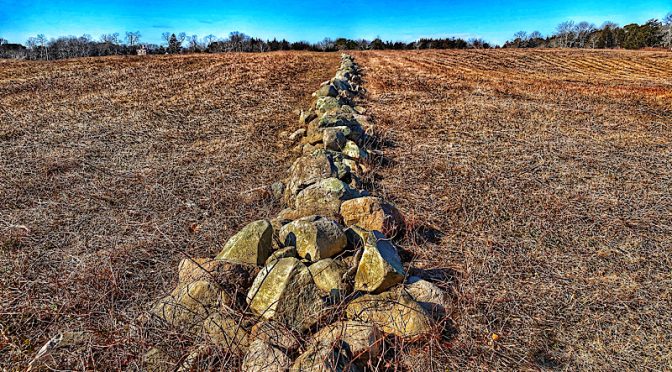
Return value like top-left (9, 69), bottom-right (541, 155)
top-left (279, 216), bottom-right (347, 261)
top-left (308, 258), bottom-right (348, 296)
top-left (405, 277), bottom-right (452, 319)
top-left (265, 246), bottom-right (298, 266)
top-left (354, 230), bottom-right (405, 293)
top-left (242, 339), bottom-right (291, 372)
top-left (250, 321), bottom-right (301, 352)
top-left (300, 109), bottom-right (317, 126)
top-left (203, 312), bottom-right (250, 354)
top-left (150, 280), bottom-right (225, 328)
top-left (216, 220), bottom-right (273, 266)
top-left (177, 258), bottom-right (257, 307)
top-left (290, 341), bottom-right (360, 372)
top-left (323, 127), bottom-right (347, 151)
top-left (316, 84), bottom-right (339, 98)
top-left (340, 197), bottom-right (404, 236)
top-left (346, 290), bottom-right (433, 338)
top-left (246, 257), bottom-right (323, 331)
top-left (310, 321), bottom-right (382, 362)
top-left (271, 181), bottom-right (285, 200)
top-left (283, 150), bottom-right (350, 201)
top-left (294, 178), bottom-right (366, 219)
top-left (331, 78), bottom-right (352, 93)
top-left (316, 96), bottom-right (343, 114)
top-left (342, 140), bottom-right (368, 160)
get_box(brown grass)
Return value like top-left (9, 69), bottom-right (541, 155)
top-left (0, 52), bottom-right (340, 369)
top-left (353, 49), bottom-right (672, 370)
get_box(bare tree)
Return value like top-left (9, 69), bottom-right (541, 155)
top-left (574, 21), bottom-right (595, 48)
top-left (36, 34), bottom-right (48, 60)
top-left (663, 12), bottom-right (672, 49)
top-left (125, 31), bottom-right (141, 46)
top-left (514, 31), bottom-right (528, 41)
top-left (556, 21), bottom-right (576, 47)
top-left (529, 31), bottom-right (543, 39)
top-left (204, 34), bottom-right (217, 48)
top-left (162, 32), bottom-right (172, 46)
top-left (188, 34), bottom-right (200, 51)
top-left (0, 37), bottom-right (7, 45)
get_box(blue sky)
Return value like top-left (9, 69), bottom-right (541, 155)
top-left (0, 0), bottom-right (669, 45)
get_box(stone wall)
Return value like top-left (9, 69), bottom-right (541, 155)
top-left (143, 54), bottom-right (451, 371)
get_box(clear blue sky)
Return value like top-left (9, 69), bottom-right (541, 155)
top-left (0, 0), bottom-right (669, 46)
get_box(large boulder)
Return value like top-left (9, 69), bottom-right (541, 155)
top-left (279, 216), bottom-right (347, 261)
top-left (346, 290), bottom-right (433, 339)
top-left (246, 257), bottom-right (323, 331)
top-left (216, 220), bottom-right (273, 266)
top-left (242, 339), bottom-right (291, 372)
top-left (294, 178), bottom-right (366, 219)
top-left (203, 312), bottom-right (250, 354)
top-left (309, 321), bottom-right (382, 362)
top-left (150, 280), bottom-right (225, 328)
top-left (308, 258), bottom-right (349, 296)
top-left (405, 277), bottom-right (452, 319)
top-left (315, 84), bottom-right (338, 98)
top-left (340, 197), bottom-right (404, 236)
top-left (354, 230), bottom-right (405, 293)
top-left (265, 246), bottom-right (298, 266)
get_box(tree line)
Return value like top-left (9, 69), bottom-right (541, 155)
top-left (504, 12), bottom-right (672, 49)
top-left (0, 31), bottom-right (490, 60)
top-left (1, 11), bottom-right (670, 61)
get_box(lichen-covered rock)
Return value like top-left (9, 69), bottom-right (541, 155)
top-left (150, 280), bottom-right (226, 328)
top-left (316, 96), bottom-right (343, 114)
top-left (216, 220), bottom-right (273, 266)
top-left (405, 277), bottom-right (452, 319)
top-left (346, 290), bottom-right (433, 338)
top-left (308, 258), bottom-right (349, 296)
top-left (284, 151), bottom-right (350, 200)
top-left (342, 140), bottom-right (368, 160)
top-left (354, 230), bottom-right (405, 293)
top-left (323, 127), bottom-right (347, 151)
top-left (279, 216), bottom-right (347, 261)
top-left (246, 257), bottom-right (323, 331)
top-left (294, 178), bottom-right (366, 219)
top-left (290, 341), bottom-right (361, 372)
top-left (310, 321), bottom-right (382, 362)
top-left (250, 321), bottom-right (301, 352)
top-left (288, 128), bottom-right (306, 142)
top-left (315, 84), bottom-right (338, 98)
top-left (340, 197), bottom-right (404, 236)
top-left (242, 339), bottom-right (291, 372)
top-left (265, 246), bottom-right (298, 266)
top-left (203, 312), bottom-right (250, 354)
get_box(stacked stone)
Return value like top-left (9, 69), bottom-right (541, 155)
top-left (145, 55), bottom-right (451, 371)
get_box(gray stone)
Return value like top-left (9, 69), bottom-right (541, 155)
top-left (294, 178), bottom-right (366, 219)
top-left (279, 216), bottom-right (347, 262)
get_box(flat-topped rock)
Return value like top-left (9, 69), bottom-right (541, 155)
top-left (340, 197), bottom-right (404, 236)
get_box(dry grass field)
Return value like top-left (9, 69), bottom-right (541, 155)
top-left (0, 52), bottom-right (340, 369)
top-left (1, 49), bottom-right (671, 370)
top-left (353, 49), bottom-right (672, 370)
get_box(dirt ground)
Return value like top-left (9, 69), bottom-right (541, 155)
top-left (353, 49), bottom-right (672, 370)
